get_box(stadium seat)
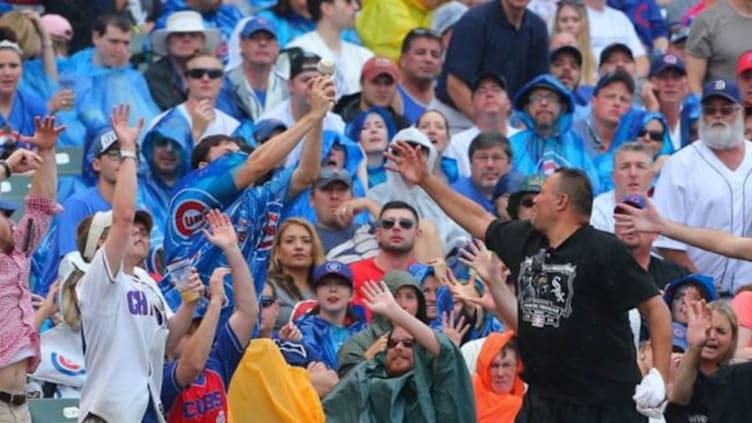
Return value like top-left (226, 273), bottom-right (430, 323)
top-left (28, 398), bottom-right (80, 423)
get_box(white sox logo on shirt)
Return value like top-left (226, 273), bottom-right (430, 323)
top-left (518, 255), bottom-right (576, 328)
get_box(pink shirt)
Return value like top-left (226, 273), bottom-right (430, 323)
top-left (0, 196), bottom-right (59, 371)
top-left (732, 291), bottom-right (752, 347)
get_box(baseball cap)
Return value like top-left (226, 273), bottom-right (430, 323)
top-left (82, 209), bottom-right (153, 261)
top-left (663, 274), bottom-right (718, 305)
top-left (670, 27), bottom-right (690, 45)
top-left (314, 167), bottom-right (352, 189)
top-left (737, 50), bottom-right (752, 76)
top-left (90, 128), bottom-right (119, 158)
top-left (0, 198), bottom-right (18, 218)
top-left (40, 14), bottom-right (73, 41)
top-left (361, 56), bottom-right (399, 82)
top-left (594, 70), bottom-right (635, 96)
top-left (311, 261), bottom-right (353, 288)
top-left (599, 43), bottom-right (634, 67)
top-left (701, 79), bottom-right (741, 104)
top-left (289, 51), bottom-right (321, 79)
top-left (253, 118), bottom-right (287, 145)
top-left (550, 45), bottom-right (583, 67)
top-left (672, 322), bottom-right (688, 352)
top-left (430, 1), bottom-right (468, 35)
top-left (471, 71), bottom-right (507, 93)
top-left (240, 16), bottom-right (277, 40)
top-left (650, 54), bottom-right (686, 78)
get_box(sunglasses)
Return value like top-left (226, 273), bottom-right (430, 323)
top-left (260, 296), bottom-right (276, 308)
top-left (387, 338), bottom-right (414, 349)
top-left (185, 68), bottom-right (224, 79)
top-left (638, 129), bottom-right (664, 142)
top-left (380, 218), bottom-right (415, 230)
top-left (702, 104), bottom-right (739, 117)
top-left (520, 197), bottom-right (535, 208)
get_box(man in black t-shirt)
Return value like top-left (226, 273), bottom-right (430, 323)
top-left (385, 142), bottom-right (673, 422)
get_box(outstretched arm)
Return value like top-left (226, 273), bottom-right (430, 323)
top-left (203, 209), bottom-right (258, 347)
top-left (385, 140), bottom-right (494, 239)
top-left (617, 198), bottom-right (752, 261)
top-left (670, 300), bottom-right (712, 404)
top-left (25, 116), bottom-right (65, 201)
top-left (103, 105), bottom-right (143, 273)
top-left (173, 268), bottom-right (228, 387)
top-left (234, 76), bottom-right (334, 190)
top-left (362, 280), bottom-right (440, 356)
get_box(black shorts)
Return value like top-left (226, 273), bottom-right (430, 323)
top-left (515, 388), bottom-right (648, 423)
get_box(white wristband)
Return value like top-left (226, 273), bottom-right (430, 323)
top-left (120, 150), bottom-right (138, 161)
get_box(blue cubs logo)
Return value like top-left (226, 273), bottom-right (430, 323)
top-left (51, 352), bottom-right (86, 376)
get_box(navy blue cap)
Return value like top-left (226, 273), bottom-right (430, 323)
top-left (312, 261), bottom-right (353, 287)
top-left (650, 54), bottom-right (686, 78)
top-left (89, 127), bottom-right (119, 157)
top-left (701, 79), bottom-right (741, 104)
top-left (253, 118), bottom-right (287, 144)
top-left (0, 198), bottom-right (18, 217)
top-left (240, 16), bottom-right (277, 39)
top-left (594, 70), bottom-right (635, 96)
top-left (599, 43), bottom-right (634, 67)
top-left (550, 45), bottom-right (583, 67)
top-left (471, 72), bottom-right (507, 92)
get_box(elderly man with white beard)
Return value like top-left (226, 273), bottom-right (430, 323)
top-left (651, 79), bottom-right (752, 298)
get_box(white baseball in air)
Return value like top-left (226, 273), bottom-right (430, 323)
top-left (317, 58), bottom-right (336, 76)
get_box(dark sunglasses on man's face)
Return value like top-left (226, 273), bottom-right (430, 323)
top-left (520, 196), bottom-right (536, 208)
top-left (260, 296), bottom-right (276, 308)
top-left (702, 104), bottom-right (739, 117)
top-left (185, 68), bottom-right (224, 80)
top-left (638, 129), bottom-right (664, 142)
top-left (380, 218), bottom-right (415, 230)
top-left (387, 338), bottom-right (414, 349)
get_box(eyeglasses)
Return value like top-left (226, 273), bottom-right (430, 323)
top-left (260, 296), bottom-right (276, 308)
top-left (102, 149), bottom-right (123, 159)
top-left (387, 338), bottom-right (414, 349)
top-left (702, 104), bottom-right (739, 117)
top-left (638, 129), bottom-right (664, 142)
top-left (529, 93), bottom-right (559, 105)
top-left (380, 218), bottom-right (415, 230)
top-left (185, 68), bottom-right (224, 79)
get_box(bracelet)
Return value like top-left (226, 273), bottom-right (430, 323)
top-left (0, 160), bottom-right (11, 178)
top-left (120, 150), bottom-right (138, 162)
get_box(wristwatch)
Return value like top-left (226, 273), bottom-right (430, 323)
top-left (120, 150), bottom-right (138, 162)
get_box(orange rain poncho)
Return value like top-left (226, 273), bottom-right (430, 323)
top-left (473, 332), bottom-right (525, 423)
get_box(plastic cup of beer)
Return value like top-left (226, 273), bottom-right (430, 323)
top-left (167, 258), bottom-right (200, 302)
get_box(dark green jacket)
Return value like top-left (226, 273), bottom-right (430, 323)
top-left (323, 334), bottom-right (477, 423)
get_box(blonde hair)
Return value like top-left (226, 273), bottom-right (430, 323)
top-left (59, 268), bottom-right (85, 329)
top-left (708, 301), bottom-right (739, 367)
top-left (0, 13), bottom-right (40, 60)
top-left (267, 218), bottom-right (325, 300)
top-left (554, 3), bottom-right (596, 86)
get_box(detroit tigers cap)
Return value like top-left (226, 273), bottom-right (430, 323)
top-left (701, 79), bottom-right (741, 104)
top-left (650, 54), bottom-right (686, 78)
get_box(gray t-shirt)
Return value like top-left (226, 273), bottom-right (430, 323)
top-left (686, 0), bottom-right (752, 83)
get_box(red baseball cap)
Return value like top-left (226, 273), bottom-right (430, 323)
top-left (361, 56), bottom-right (399, 82)
top-left (737, 50), bottom-right (752, 75)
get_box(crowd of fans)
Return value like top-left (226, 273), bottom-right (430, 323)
top-left (0, 0), bottom-right (751, 422)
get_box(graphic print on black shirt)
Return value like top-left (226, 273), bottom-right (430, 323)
top-left (518, 251), bottom-right (577, 328)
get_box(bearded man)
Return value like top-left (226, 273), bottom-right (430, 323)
top-left (652, 80), bottom-right (751, 297)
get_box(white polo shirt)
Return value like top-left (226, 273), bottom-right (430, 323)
top-left (76, 249), bottom-right (172, 423)
top-left (653, 141), bottom-right (752, 295)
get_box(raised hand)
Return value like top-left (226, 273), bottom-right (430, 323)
top-left (208, 267), bottom-right (230, 305)
top-left (383, 140), bottom-right (429, 186)
top-left (202, 209), bottom-right (238, 251)
top-left (308, 76), bottom-right (336, 118)
top-left (191, 100), bottom-right (215, 137)
top-left (613, 196), bottom-right (663, 235)
top-left (361, 280), bottom-right (398, 317)
top-left (21, 116), bottom-right (66, 151)
top-left (459, 239), bottom-right (509, 287)
top-left (110, 104), bottom-right (144, 150)
top-left (685, 299), bottom-right (712, 349)
top-left (279, 322), bottom-right (302, 342)
top-left (364, 334), bottom-right (388, 360)
top-left (441, 310), bottom-right (470, 347)
top-left (444, 268), bottom-right (479, 303)
top-left (5, 148), bottom-right (42, 174)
